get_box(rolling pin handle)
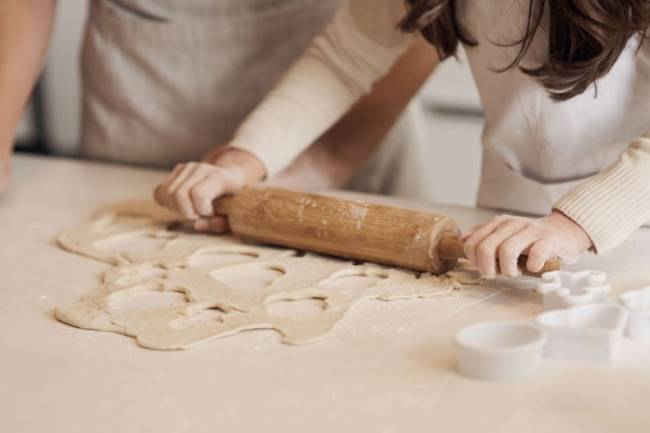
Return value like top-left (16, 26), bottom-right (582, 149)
top-left (438, 233), bottom-right (466, 262)
top-left (213, 194), bottom-right (236, 217)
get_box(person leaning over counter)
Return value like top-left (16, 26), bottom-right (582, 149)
top-left (0, 0), bottom-right (437, 199)
top-left (155, 0), bottom-right (650, 278)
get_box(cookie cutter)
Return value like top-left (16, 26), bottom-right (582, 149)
top-left (537, 270), bottom-right (610, 310)
top-left (619, 287), bottom-right (650, 340)
top-left (535, 303), bottom-right (627, 362)
top-left (454, 321), bottom-right (546, 381)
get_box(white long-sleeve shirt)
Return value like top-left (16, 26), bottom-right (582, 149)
top-left (230, 0), bottom-right (650, 253)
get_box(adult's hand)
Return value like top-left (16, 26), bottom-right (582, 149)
top-left (154, 148), bottom-right (265, 232)
top-left (461, 211), bottom-right (594, 278)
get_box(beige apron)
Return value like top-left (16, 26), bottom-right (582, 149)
top-left (80, 0), bottom-right (426, 197)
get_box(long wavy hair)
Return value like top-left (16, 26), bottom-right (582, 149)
top-left (399, 0), bottom-right (650, 100)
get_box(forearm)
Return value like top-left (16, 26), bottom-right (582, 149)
top-left (308, 37), bottom-right (438, 185)
top-left (229, 0), bottom-right (413, 178)
top-left (0, 0), bottom-right (56, 149)
top-left (554, 132), bottom-right (650, 253)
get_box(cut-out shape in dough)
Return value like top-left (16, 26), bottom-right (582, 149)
top-left (211, 265), bottom-right (285, 291)
top-left (267, 297), bottom-right (328, 317)
top-left (95, 232), bottom-right (175, 255)
top-left (55, 200), bottom-right (470, 350)
top-left (321, 268), bottom-right (388, 291)
top-left (188, 250), bottom-right (260, 269)
top-left (169, 307), bottom-right (226, 330)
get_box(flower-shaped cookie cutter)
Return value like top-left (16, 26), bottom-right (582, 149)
top-left (619, 287), bottom-right (650, 340)
top-left (454, 321), bottom-right (546, 381)
top-left (535, 303), bottom-right (627, 362)
top-left (537, 270), bottom-right (610, 310)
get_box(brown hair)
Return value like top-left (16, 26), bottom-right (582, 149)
top-left (399, 0), bottom-right (650, 101)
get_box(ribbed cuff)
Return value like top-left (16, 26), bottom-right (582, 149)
top-left (554, 160), bottom-right (650, 254)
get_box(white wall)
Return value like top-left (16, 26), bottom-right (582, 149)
top-left (417, 52), bottom-right (483, 207)
top-left (43, 0), bottom-right (88, 155)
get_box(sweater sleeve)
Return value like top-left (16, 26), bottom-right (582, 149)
top-left (554, 131), bottom-right (650, 253)
top-left (228, 0), bottom-right (414, 177)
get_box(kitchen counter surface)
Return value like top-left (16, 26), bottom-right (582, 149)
top-left (2, 154), bottom-right (650, 433)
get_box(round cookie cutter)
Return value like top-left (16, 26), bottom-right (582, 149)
top-left (454, 321), bottom-right (546, 381)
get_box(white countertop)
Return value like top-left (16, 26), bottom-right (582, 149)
top-left (2, 154), bottom-right (650, 433)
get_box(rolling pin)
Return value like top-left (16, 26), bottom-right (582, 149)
top-left (213, 187), bottom-right (561, 277)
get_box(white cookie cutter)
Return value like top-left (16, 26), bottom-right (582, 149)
top-left (537, 270), bottom-right (610, 310)
top-left (535, 303), bottom-right (627, 362)
top-left (454, 321), bottom-right (546, 381)
top-left (619, 287), bottom-right (650, 340)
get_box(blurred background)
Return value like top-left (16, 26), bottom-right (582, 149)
top-left (16, 1), bottom-right (484, 207)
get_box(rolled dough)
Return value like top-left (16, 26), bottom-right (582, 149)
top-left (55, 200), bottom-right (468, 350)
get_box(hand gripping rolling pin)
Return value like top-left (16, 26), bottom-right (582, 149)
top-left (213, 187), bottom-right (560, 277)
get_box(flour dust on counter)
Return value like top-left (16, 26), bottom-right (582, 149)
top-left (54, 200), bottom-right (475, 350)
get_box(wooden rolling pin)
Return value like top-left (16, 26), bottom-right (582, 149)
top-left (213, 187), bottom-right (561, 277)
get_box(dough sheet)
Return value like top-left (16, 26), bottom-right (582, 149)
top-left (56, 201), bottom-right (470, 350)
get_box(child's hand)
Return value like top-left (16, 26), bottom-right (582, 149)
top-left (154, 148), bottom-right (265, 232)
top-left (460, 212), bottom-right (593, 278)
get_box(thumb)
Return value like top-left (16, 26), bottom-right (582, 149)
top-left (193, 216), bottom-right (230, 233)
